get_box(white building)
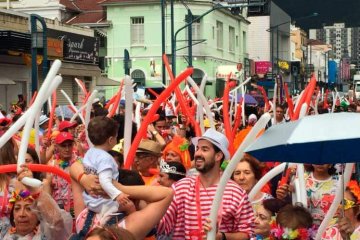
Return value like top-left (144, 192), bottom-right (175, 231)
top-left (310, 23), bottom-right (359, 71)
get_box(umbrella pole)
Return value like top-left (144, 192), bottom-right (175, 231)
top-left (341, 164), bottom-right (345, 218)
top-left (341, 164), bottom-right (350, 240)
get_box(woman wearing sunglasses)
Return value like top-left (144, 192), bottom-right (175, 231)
top-left (337, 180), bottom-right (360, 240)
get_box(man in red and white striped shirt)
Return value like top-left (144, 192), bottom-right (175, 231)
top-left (157, 128), bottom-right (254, 239)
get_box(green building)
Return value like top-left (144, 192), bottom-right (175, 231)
top-left (102, 0), bottom-right (250, 98)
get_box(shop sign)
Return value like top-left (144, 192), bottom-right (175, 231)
top-left (278, 60), bottom-right (290, 71)
top-left (47, 38), bottom-right (63, 57)
top-left (255, 61), bottom-right (271, 74)
top-left (47, 29), bottom-right (98, 64)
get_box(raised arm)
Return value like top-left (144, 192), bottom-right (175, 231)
top-left (113, 182), bottom-right (173, 240)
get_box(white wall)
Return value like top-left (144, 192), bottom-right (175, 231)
top-left (247, 16), bottom-right (271, 61)
top-left (309, 29), bottom-right (316, 39)
top-left (0, 62), bottom-right (31, 109)
top-left (0, 0), bottom-right (64, 20)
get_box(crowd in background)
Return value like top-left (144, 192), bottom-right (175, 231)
top-left (0, 85), bottom-right (360, 240)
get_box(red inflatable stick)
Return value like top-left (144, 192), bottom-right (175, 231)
top-left (279, 167), bottom-right (293, 187)
top-left (323, 89), bottom-right (329, 109)
top-left (107, 80), bottom-right (124, 118)
top-left (0, 164), bottom-right (71, 183)
top-left (147, 88), bottom-right (160, 98)
top-left (231, 99), bottom-right (243, 141)
top-left (29, 91), bottom-right (37, 107)
top-left (47, 91), bottom-right (57, 139)
top-left (284, 83), bottom-right (294, 121)
top-left (222, 74), bottom-right (235, 157)
top-left (293, 87), bottom-right (309, 120)
top-left (150, 114), bottom-right (160, 123)
top-left (124, 66), bottom-right (193, 169)
top-left (105, 95), bottom-right (117, 110)
top-left (68, 105), bottom-right (77, 114)
top-left (163, 55), bottom-right (201, 137)
top-left (303, 77), bottom-right (317, 113)
top-left (257, 86), bottom-right (270, 112)
top-left (75, 78), bottom-right (88, 98)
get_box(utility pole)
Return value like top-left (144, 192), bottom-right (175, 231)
top-left (171, 1), bottom-right (265, 76)
top-left (161, 0), bottom-right (166, 85)
top-left (170, 0), bottom-right (175, 75)
top-left (186, 9), bottom-right (193, 68)
top-left (30, 14), bottom-right (48, 95)
top-left (124, 49), bottom-right (131, 75)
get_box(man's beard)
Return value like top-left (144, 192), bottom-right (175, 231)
top-left (195, 157), bottom-right (215, 174)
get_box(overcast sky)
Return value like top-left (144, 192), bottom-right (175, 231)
top-left (273, 0), bottom-right (360, 31)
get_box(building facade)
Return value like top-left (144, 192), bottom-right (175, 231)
top-left (102, 0), bottom-right (251, 98)
top-left (310, 23), bottom-right (360, 72)
top-left (246, 0), bottom-right (292, 95)
top-left (0, 9), bottom-right (100, 109)
top-left (0, 0), bottom-right (111, 100)
top-left (290, 27), bottom-right (307, 91)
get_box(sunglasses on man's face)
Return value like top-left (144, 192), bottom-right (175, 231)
top-left (136, 153), bottom-right (153, 159)
top-left (59, 143), bottom-right (74, 148)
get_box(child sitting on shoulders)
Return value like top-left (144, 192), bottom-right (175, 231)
top-left (82, 116), bottom-right (128, 214)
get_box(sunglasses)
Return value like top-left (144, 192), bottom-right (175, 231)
top-left (59, 143), bottom-right (74, 148)
top-left (342, 198), bottom-right (358, 210)
top-left (136, 153), bottom-right (153, 159)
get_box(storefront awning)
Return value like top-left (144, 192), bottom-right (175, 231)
top-left (58, 62), bottom-right (101, 77)
top-left (0, 77), bottom-right (16, 85)
top-left (216, 65), bottom-right (241, 79)
top-left (96, 76), bottom-right (120, 86)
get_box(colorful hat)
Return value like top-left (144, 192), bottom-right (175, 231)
top-left (58, 121), bottom-right (77, 132)
top-left (0, 117), bottom-right (12, 127)
top-left (136, 139), bottom-right (162, 157)
top-left (192, 128), bottom-right (230, 160)
top-left (9, 190), bottom-right (40, 209)
top-left (39, 115), bottom-right (49, 126)
top-left (163, 135), bottom-right (191, 169)
top-left (112, 138), bottom-right (124, 154)
top-left (55, 132), bottom-right (74, 144)
top-left (203, 118), bottom-right (211, 128)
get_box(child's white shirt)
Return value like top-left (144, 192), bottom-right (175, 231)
top-left (82, 147), bottom-right (121, 213)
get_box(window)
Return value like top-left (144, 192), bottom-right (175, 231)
top-left (131, 69), bottom-right (145, 86)
top-left (185, 15), bottom-right (201, 41)
top-left (229, 26), bottom-right (235, 52)
top-left (216, 21), bottom-right (223, 50)
top-left (242, 31), bottom-right (247, 52)
top-left (131, 17), bottom-right (144, 45)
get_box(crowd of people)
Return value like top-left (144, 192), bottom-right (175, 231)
top-left (0, 84), bottom-right (360, 240)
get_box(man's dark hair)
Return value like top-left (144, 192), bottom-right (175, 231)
top-left (212, 143), bottom-right (225, 164)
top-left (88, 116), bottom-right (119, 145)
top-left (118, 169), bottom-right (145, 185)
top-left (112, 114), bottom-right (137, 142)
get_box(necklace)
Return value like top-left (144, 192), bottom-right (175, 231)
top-left (58, 159), bottom-right (70, 169)
top-left (55, 154), bottom-right (73, 169)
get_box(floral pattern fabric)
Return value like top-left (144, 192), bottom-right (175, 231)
top-left (305, 172), bottom-right (339, 226)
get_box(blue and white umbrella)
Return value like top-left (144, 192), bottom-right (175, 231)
top-left (229, 93), bottom-right (258, 105)
top-left (245, 112), bottom-right (360, 164)
top-left (55, 105), bottom-right (77, 120)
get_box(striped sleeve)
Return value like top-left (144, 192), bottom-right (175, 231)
top-left (157, 184), bottom-right (178, 235)
top-left (234, 192), bottom-right (255, 235)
